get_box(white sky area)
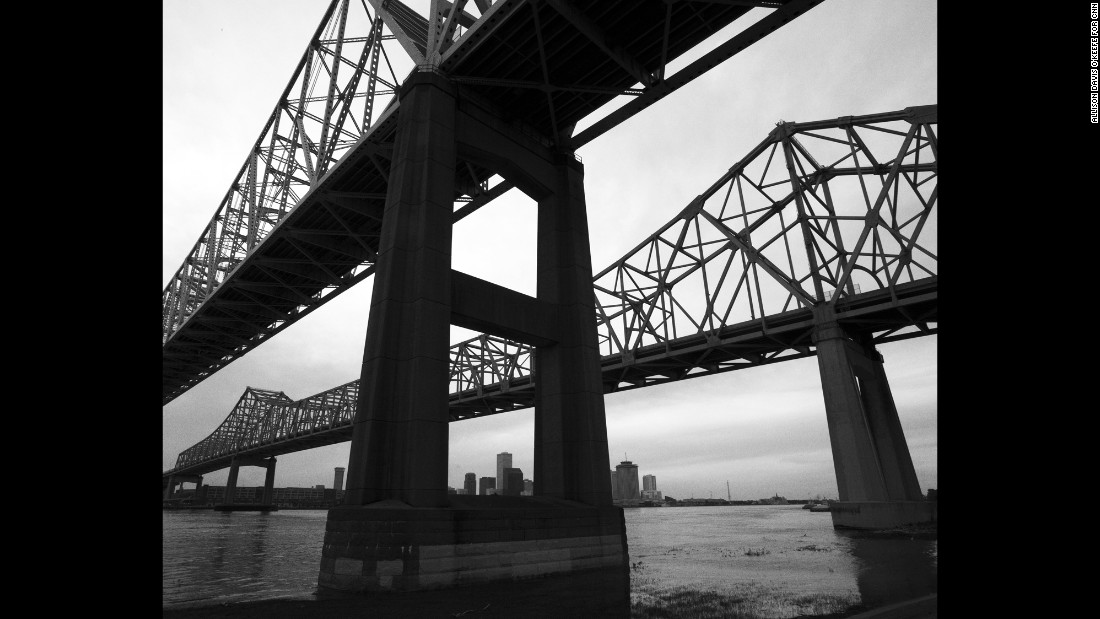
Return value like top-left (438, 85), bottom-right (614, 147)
top-left (163, 0), bottom-right (937, 501)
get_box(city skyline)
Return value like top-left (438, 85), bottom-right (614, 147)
top-left (163, 0), bottom-right (937, 502)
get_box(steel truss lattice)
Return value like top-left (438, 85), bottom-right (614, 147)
top-left (162, 0), bottom-right (492, 347)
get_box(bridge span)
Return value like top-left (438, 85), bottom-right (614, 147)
top-left (165, 103), bottom-right (936, 480)
top-left (162, 0), bottom-right (829, 405)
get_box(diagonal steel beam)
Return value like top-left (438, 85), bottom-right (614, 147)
top-left (367, 0), bottom-right (427, 65)
top-left (698, 209), bottom-right (817, 307)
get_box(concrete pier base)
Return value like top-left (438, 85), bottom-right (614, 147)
top-left (318, 495), bottom-right (628, 593)
top-left (830, 501), bottom-right (937, 529)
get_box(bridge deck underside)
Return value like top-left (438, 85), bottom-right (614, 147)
top-left (163, 0), bottom-right (817, 404)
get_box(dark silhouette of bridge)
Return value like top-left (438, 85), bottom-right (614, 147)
top-left (162, 0), bottom-right (935, 595)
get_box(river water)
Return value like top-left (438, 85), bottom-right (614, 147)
top-left (162, 505), bottom-right (937, 613)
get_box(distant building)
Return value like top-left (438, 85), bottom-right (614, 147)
top-left (497, 453), bottom-right (512, 494)
top-left (479, 476), bottom-right (496, 495)
top-left (334, 467), bottom-right (345, 492)
top-left (523, 479), bottom-right (533, 496)
top-left (641, 474), bottom-right (661, 502)
top-left (610, 470), bottom-right (620, 500)
top-left (464, 472), bottom-right (476, 496)
top-left (315, 485), bottom-right (325, 490)
top-left (504, 468), bottom-right (523, 496)
top-left (614, 460), bottom-right (640, 507)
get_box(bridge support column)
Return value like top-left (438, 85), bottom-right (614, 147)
top-left (534, 156), bottom-right (614, 507)
top-left (215, 456), bottom-right (278, 511)
top-left (812, 308), bottom-right (933, 529)
top-left (318, 71), bottom-right (626, 597)
top-left (262, 458), bottom-right (276, 506)
top-left (224, 459), bottom-right (240, 505)
top-left (342, 70), bottom-right (456, 508)
top-left (163, 475), bottom-right (175, 501)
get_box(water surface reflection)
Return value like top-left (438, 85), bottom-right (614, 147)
top-left (163, 505), bottom-right (936, 612)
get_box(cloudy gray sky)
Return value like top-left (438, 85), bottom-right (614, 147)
top-left (163, 0), bottom-right (937, 501)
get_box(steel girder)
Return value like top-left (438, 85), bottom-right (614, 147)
top-left (166, 105), bottom-right (936, 478)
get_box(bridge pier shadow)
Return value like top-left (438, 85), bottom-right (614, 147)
top-left (314, 557), bottom-right (631, 618)
top-left (318, 495), bottom-right (629, 603)
top-left (837, 528), bottom-right (938, 608)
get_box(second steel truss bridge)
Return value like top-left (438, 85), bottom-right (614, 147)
top-left (166, 104), bottom-right (937, 478)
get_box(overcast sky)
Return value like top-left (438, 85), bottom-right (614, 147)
top-left (163, 0), bottom-right (937, 501)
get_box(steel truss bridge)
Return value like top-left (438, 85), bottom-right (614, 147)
top-left (163, 0), bottom-right (936, 479)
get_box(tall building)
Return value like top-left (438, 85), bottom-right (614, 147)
top-left (523, 479), bottom-right (533, 496)
top-left (464, 472), bottom-right (476, 496)
top-left (496, 452), bottom-right (512, 493)
top-left (503, 468), bottom-right (523, 496)
top-left (479, 477), bottom-right (495, 495)
top-left (613, 460), bottom-right (640, 506)
top-left (641, 474), bottom-right (661, 501)
top-left (610, 470), bottom-right (620, 500)
top-left (334, 467), bottom-right (345, 492)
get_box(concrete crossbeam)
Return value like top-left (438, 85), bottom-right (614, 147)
top-left (450, 270), bottom-right (559, 346)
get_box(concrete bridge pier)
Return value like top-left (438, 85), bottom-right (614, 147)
top-left (318, 70), bottom-right (626, 595)
top-left (216, 456), bottom-right (277, 511)
top-left (812, 308), bottom-right (935, 529)
top-left (224, 460), bottom-right (240, 503)
top-left (163, 474), bottom-right (203, 503)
